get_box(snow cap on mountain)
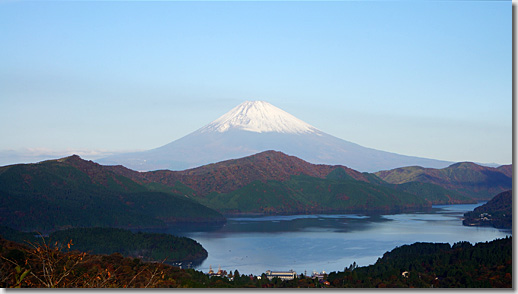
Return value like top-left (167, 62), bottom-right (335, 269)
top-left (199, 101), bottom-right (321, 134)
top-left (99, 100), bottom-right (453, 172)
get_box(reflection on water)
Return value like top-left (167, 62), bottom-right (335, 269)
top-left (143, 202), bottom-right (511, 276)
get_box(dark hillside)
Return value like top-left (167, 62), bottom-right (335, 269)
top-left (49, 227), bottom-right (207, 263)
top-left (0, 226), bottom-right (207, 264)
top-left (0, 156), bottom-right (225, 232)
top-left (327, 237), bottom-right (512, 288)
top-left (463, 190), bottom-right (512, 229)
top-left (0, 235), bottom-right (215, 288)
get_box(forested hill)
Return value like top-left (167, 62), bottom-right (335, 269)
top-left (49, 227), bottom-right (208, 263)
top-left (105, 151), bottom-right (475, 215)
top-left (375, 162), bottom-right (512, 200)
top-left (1, 152), bottom-right (508, 224)
top-left (0, 226), bottom-right (207, 264)
top-left (327, 237), bottom-right (512, 288)
top-left (0, 156), bottom-right (225, 232)
top-left (105, 150), bottom-right (381, 196)
top-left (463, 190), bottom-right (512, 229)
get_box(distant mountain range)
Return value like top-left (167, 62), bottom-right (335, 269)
top-left (0, 151), bottom-right (511, 232)
top-left (98, 101), bottom-right (454, 172)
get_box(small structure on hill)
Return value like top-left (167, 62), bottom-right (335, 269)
top-left (311, 270), bottom-right (327, 281)
top-left (265, 270), bottom-right (297, 281)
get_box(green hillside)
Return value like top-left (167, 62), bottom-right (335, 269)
top-left (0, 156), bottom-right (225, 232)
top-left (388, 182), bottom-right (475, 205)
top-left (194, 174), bottom-right (430, 214)
top-left (104, 151), bottom-right (478, 214)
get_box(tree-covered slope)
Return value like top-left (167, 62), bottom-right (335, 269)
top-left (327, 237), bottom-right (512, 288)
top-left (104, 151), bottom-right (473, 215)
top-left (375, 162), bottom-right (512, 200)
top-left (0, 226), bottom-right (207, 264)
top-left (0, 156), bottom-right (225, 232)
top-left (387, 182), bottom-right (475, 205)
top-left (463, 190), bottom-right (512, 229)
top-left (48, 227), bottom-right (207, 263)
top-left (195, 174), bottom-right (430, 214)
top-left (0, 235), bottom-right (215, 288)
top-left (114, 150), bottom-right (377, 197)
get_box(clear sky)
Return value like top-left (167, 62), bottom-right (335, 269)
top-left (0, 0), bottom-right (512, 165)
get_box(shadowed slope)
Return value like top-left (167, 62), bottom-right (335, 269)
top-left (0, 156), bottom-right (225, 232)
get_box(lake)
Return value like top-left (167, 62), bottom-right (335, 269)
top-left (149, 203), bottom-right (511, 276)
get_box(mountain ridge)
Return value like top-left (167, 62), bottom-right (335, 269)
top-left (1, 151), bottom-right (508, 229)
top-left (0, 152), bottom-right (470, 224)
top-left (106, 150), bottom-right (382, 197)
top-left (375, 163), bottom-right (512, 200)
top-left (104, 150), bottom-right (486, 214)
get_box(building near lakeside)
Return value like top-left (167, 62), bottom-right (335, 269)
top-left (265, 270), bottom-right (297, 281)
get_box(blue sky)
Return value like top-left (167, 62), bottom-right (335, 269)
top-left (0, 0), bottom-right (512, 165)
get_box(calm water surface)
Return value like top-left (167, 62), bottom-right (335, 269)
top-left (153, 203), bottom-right (511, 276)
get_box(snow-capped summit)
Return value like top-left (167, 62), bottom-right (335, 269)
top-left (98, 101), bottom-right (452, 172)
top-left (199, 101), bottom-right (320, 134)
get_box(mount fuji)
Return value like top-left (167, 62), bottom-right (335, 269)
top-left (98, 101), bottom-right (452, 172)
